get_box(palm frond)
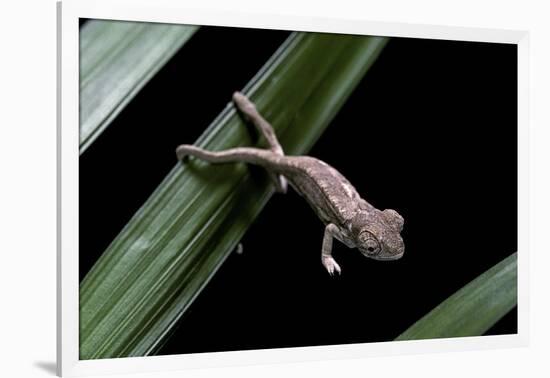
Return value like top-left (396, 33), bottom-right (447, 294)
top-left (79, 31), bottom-right (388, 359)
top-left (80, 20), bottom-right (198, 153)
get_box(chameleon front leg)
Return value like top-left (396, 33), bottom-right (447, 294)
top-left (321, 223), bottom-right (343, 276)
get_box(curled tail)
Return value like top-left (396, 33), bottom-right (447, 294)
top-left (176, 145), bottom-right (281, 166)
top-left (176, 92), bottom-right (289, 193)
top-left (176, 145), bottom-right (289, 193)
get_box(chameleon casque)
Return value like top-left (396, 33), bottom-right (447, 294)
top-left (176, 92), bottom-right (405, 275)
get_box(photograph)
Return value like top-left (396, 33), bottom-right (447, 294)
top-left (78, 19), bottom-right (518, 360)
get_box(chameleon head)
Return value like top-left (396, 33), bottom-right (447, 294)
top-left (351, 208), bottom-right (405, 261)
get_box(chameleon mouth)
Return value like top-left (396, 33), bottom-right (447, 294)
top-left (374, 252), bottom-right (404, 261)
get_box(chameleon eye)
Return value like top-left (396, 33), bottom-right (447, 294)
top-left (359, 231), bottom-right (381, 256)
top-left (364, 238), bottom-right (380, 255)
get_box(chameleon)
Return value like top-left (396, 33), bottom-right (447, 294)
top-left (176, 92), bottom-right (405, 275)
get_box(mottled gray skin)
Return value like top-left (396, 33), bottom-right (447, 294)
top-left (176, 92), bottom-right (405, 275)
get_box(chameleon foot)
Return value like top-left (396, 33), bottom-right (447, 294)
top-left (322, 256), bottom-right (341, 276)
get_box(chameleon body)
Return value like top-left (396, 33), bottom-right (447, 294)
top-left (177, 92), bottom-right (405, 275)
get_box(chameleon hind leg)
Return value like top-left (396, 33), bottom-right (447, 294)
top-left (232, 91), bottom-right (288, 194)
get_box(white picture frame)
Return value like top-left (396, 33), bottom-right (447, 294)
top-left (57, 0), bottom-right (529, 376)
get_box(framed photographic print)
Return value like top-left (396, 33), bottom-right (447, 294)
top-left (58, 0), bottom-right (528, 376)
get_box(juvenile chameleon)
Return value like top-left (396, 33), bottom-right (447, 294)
top-left (176, 92), bottom-right (405, 275)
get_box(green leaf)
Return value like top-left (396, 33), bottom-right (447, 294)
top-left (396, 252), bottom-right (517, 340)
top-left (80, 31), bottom-right (388, 359)
top-left (79, 20), bottom-right (198, 153)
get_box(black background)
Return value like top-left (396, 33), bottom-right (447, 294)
top-left (80, 24), bottom-right (517, 355)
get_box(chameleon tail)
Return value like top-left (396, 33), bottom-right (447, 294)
top-left (176, 145), bottom-right (289, 194)
top-left (176, 145), bottom-right (278, 165)
top-left (176, 92), bottom-right (290, 193)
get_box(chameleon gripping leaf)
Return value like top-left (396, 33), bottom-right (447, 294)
top-left (176, 92), bottom-right (405, 275)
